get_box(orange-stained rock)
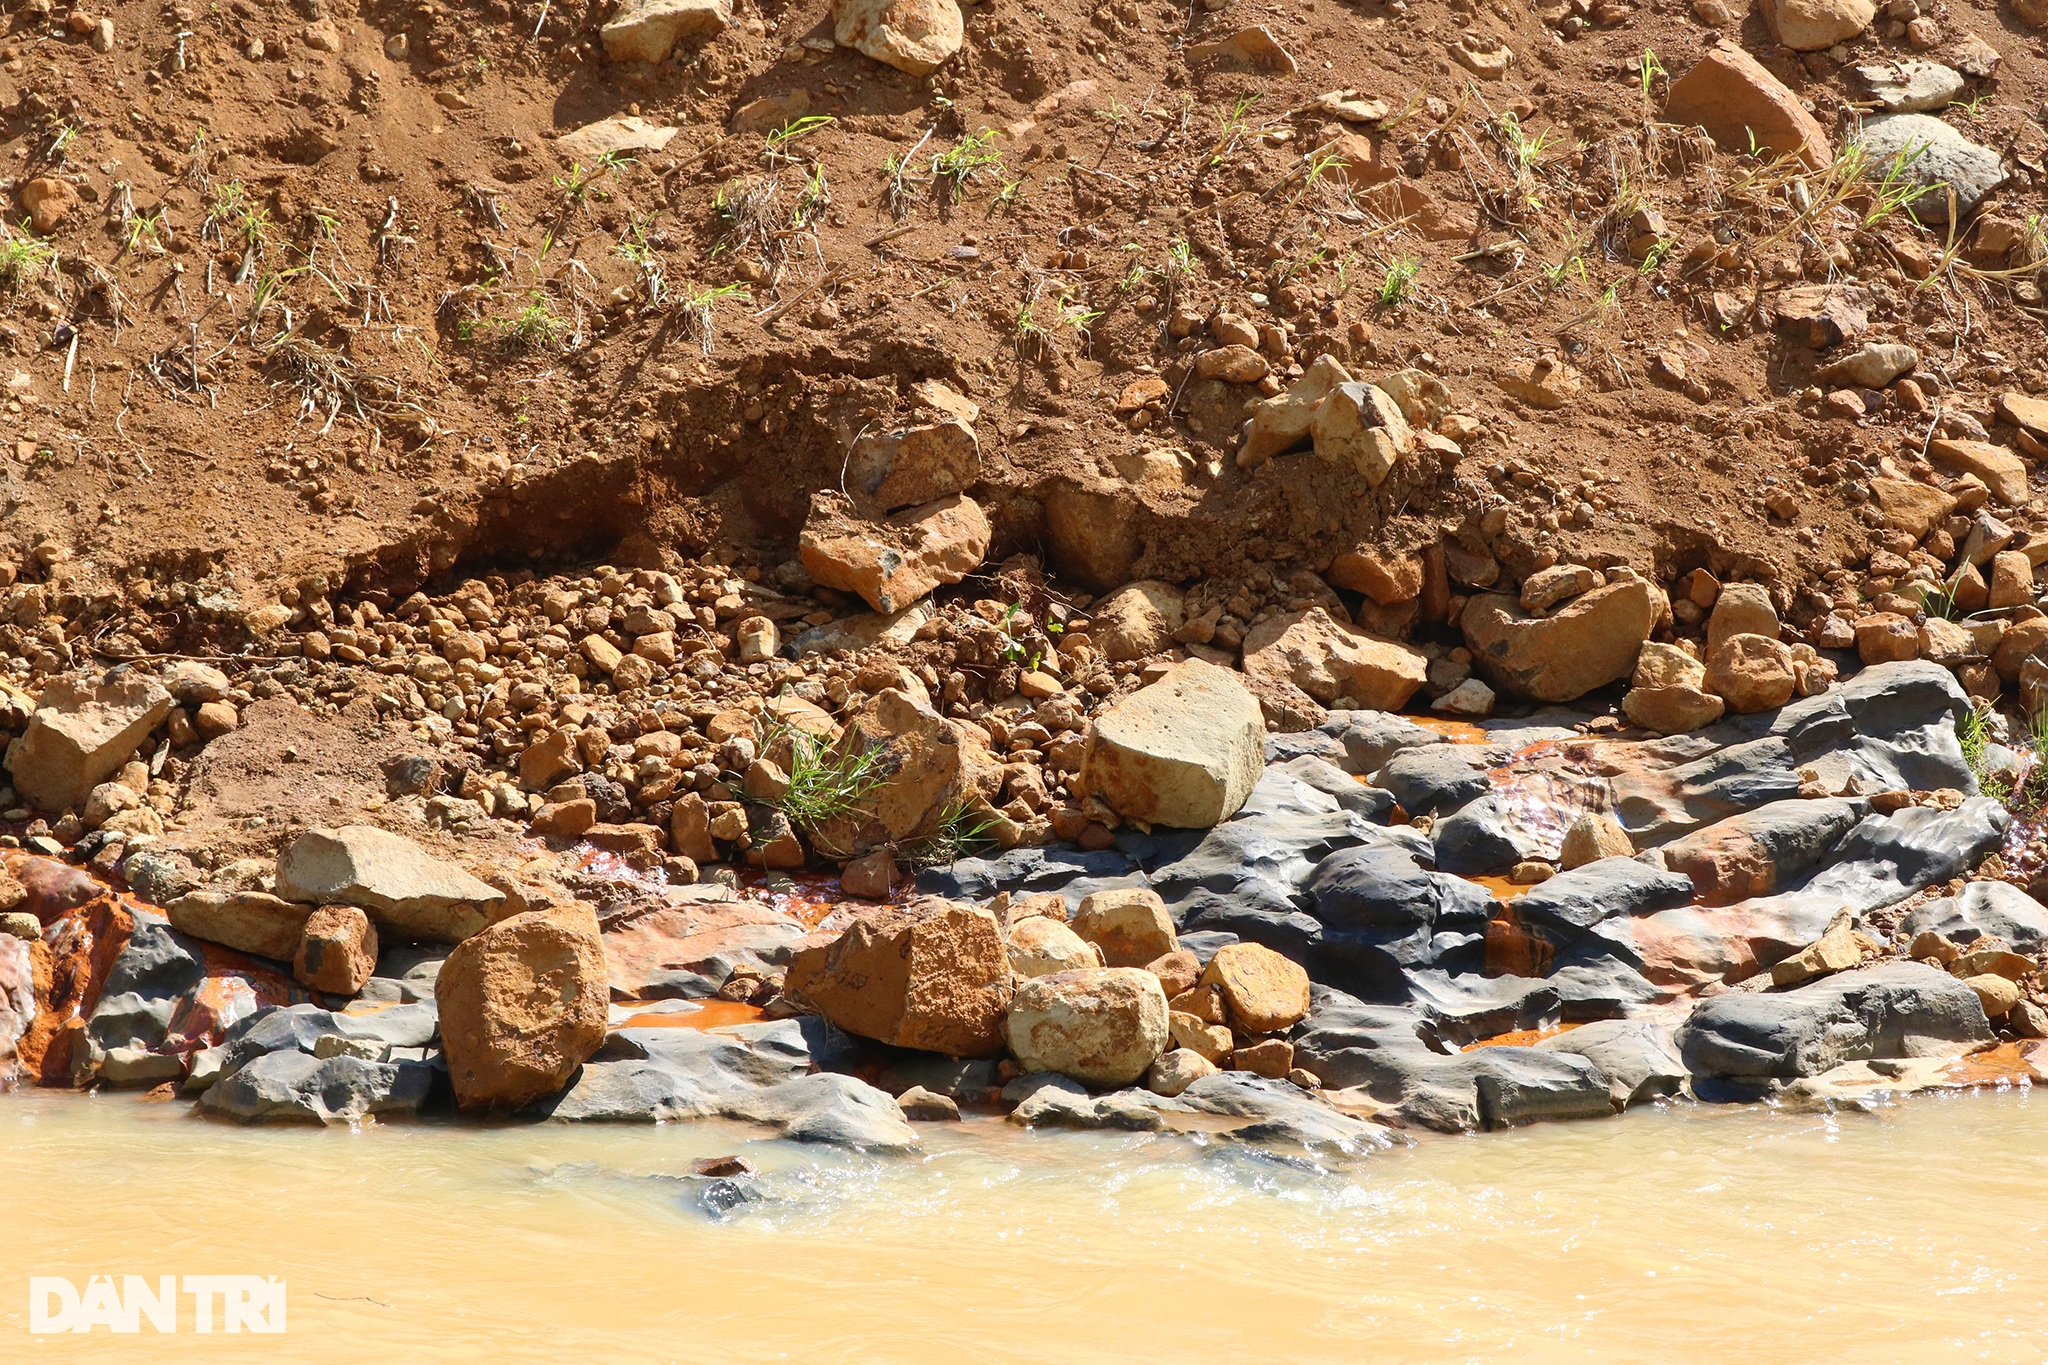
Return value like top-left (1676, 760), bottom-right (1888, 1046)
top-left (1665, 46), bottom-right (1833, 169)
top-left (784, 897), bottom-right (1012, 1057)
top-left (1704, 633), bottom-right (1797, 713)
top-left (799, 490), bottom-right (990, 614)
top-left (1240, 607), bottom-right (1428, 715)
top-left (806, 687), bottom-right (1002, 860)
top-left (436, 904), bottom-right (609, 1111)
top-left (293, 904), bottom-right (379, 996)
top-left (1071, 887), bottom-right (1177, 968)
top-left (1461, 578), bottom-right (1665, 702)
top-left (1199, 941), bottom-right (1311, 1034)
top-left (1004, 967), bottom-right (1169, 1086)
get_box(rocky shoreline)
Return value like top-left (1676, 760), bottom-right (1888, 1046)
top-left (3, 648), bottom-right (2043, 1162)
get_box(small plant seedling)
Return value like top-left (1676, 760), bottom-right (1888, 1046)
top-left (764, 115), bottom-right (836, 164)
top-left (0, 223), bottom-right (56, 289)
top-left (1379, 257), bottom-right (1419, 306)
top-left (555, 150), bottom-right (634, 206)
top-left (931, 130), bottom-right (1005, 201)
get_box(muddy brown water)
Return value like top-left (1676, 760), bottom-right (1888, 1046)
top-left (3, 1088), bottom-right (2045, 1362)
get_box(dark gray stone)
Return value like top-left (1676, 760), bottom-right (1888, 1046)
top-left (724, 1073), bottom-right (920, 1152)
top-left (918, 846), bottom-right (1146, 907)
top-left (101, 912), bottom-right (205, 1000)
top-left (119, 849), bottom-right (203, 906)
top-left (1268, 754), bottom-right (1398, 821)
top-left (216, 1001), bottom-right (439, 1079)
top-left (1513, 856), bottom-right (1695, 933)
top-left (1902, 881), bottom-right (2048, 953)
top-left (1659, 798), bottom-right (1865, 896)
top-left (1174, 1073), bottom-right (1395, 1156)
top-left (88, 991), bottom-right (179, 1053)
top-left (1290, 987), bottom-right (1615, 1131)
top-left (1861, 113), bottom-right (2008, 222)
top-left (1676, 961), bottom-right (1991, 1081)
top-left (1432, 795), bottom-right (1545, 875)
top-left (1371, 744), bottom-right (1502, 815)
top-left (1538, 1018), bottom-right (1688, 1106)
top-left (541, 1017), bottom-right (836, 1122)
top-left (200, 1050), bottom-right (434, 1124)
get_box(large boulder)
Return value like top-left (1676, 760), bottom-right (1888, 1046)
top-left (805, 687), bottom-right (1002, 859)
top-left (784, 898), bottom-right (1012, 1056)
top-left (1240, 609), bottom-right (1428, 717)
top-left (165, 891), bottom-right (315, 962)
top-left (1676, 961), bottom-right (1990, 1081)
top-left (275, 826), bottom-right (507, 943)
top-left (599, 0), bottom-right (731, 61)
top-left (435, 904), bottom-right (610, 1111)
top-left (1665, 46), bottom-right (1833, 169)
top-left (200, 1050), bottom-right (433, 1125)
top-left (1460, 578), bottom-right (1663, 702)
top-left (6, 674), bottom-right (172, 813)
top-left (1901, 882), bottom-right (2048, 954)
top-left (1005, 968), bottom-right (1170, 1087)
top-left (1079, 659), bottom-right (1265, 827)
top-left (799, 491), bottom-right (989, 614)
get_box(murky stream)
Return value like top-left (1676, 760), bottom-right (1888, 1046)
top-left (3, 1088), bottom-right (2044, 1363)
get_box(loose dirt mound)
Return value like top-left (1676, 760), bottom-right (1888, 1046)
top-left (0, 0), bottom-right (2041, 639)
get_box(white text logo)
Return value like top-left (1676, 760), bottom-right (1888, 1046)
top-left (28, 1276), bottom-right (287, 1333)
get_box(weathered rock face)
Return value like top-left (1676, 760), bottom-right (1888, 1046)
top-left (200, 1050), bottom-right (434, 1125)
top-left (831, 0), bottom-right (963, 75)
top-left (599, 0), bottom-right (731, 62)
top-left (1080, 659), bottom-right (1265, 828)
top-left (1665, 46), bottom-right (1833, 169)
top-left (276, 826), bottom-right (506, 943)
top-left (1090, 581), bottom-right (1185, 662)
top-left (294, 904), bottom-right (379, 996)
top-left (1677, 962), bottom-right (1989, 1081)
top-left (1461, 579), bottom-right (1664, 702)
top-left (166, 891), bottom-right (315, 962)
top-left (1311, 381), bottom-right (1414, 486)
top-left (1071, 888), bottom-right (1177, 968)
top-left (1200, 941), bottom-right (1311, 1033)
top-left (1861, 113), bottom-right (2008, 222)
top-left (1240, 609), bottom-right (1428, 719)
top-left (846, 419), bottom-right (980, 510)
top-left (1004, 967), bottom-right (1170, 1086)
top-left (798, 491), bottom-right (990, 614)
top-left (784, 898), bottom-right (1012, 1056)
top-left (1006, 915), bottom-right (1102, 977)
top-left (807, 687), bottom-right (1002, 859)
top-left (1705, 634), bottom-right (1797, 713)
top-left (6, 675), bottom-right (172, 813)
top-left (436, 904), bottom-right (609, 1111)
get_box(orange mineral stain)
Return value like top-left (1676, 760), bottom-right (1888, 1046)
top-left (1463, 1023), bottom-right (1582, 1051)
top-left (1408, 715), bottom-right (1490, 745)
top-left (1942, 1043), bottom-right (2043, 1089)
top-left (621, 1001), bottom-right (767, 1031)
